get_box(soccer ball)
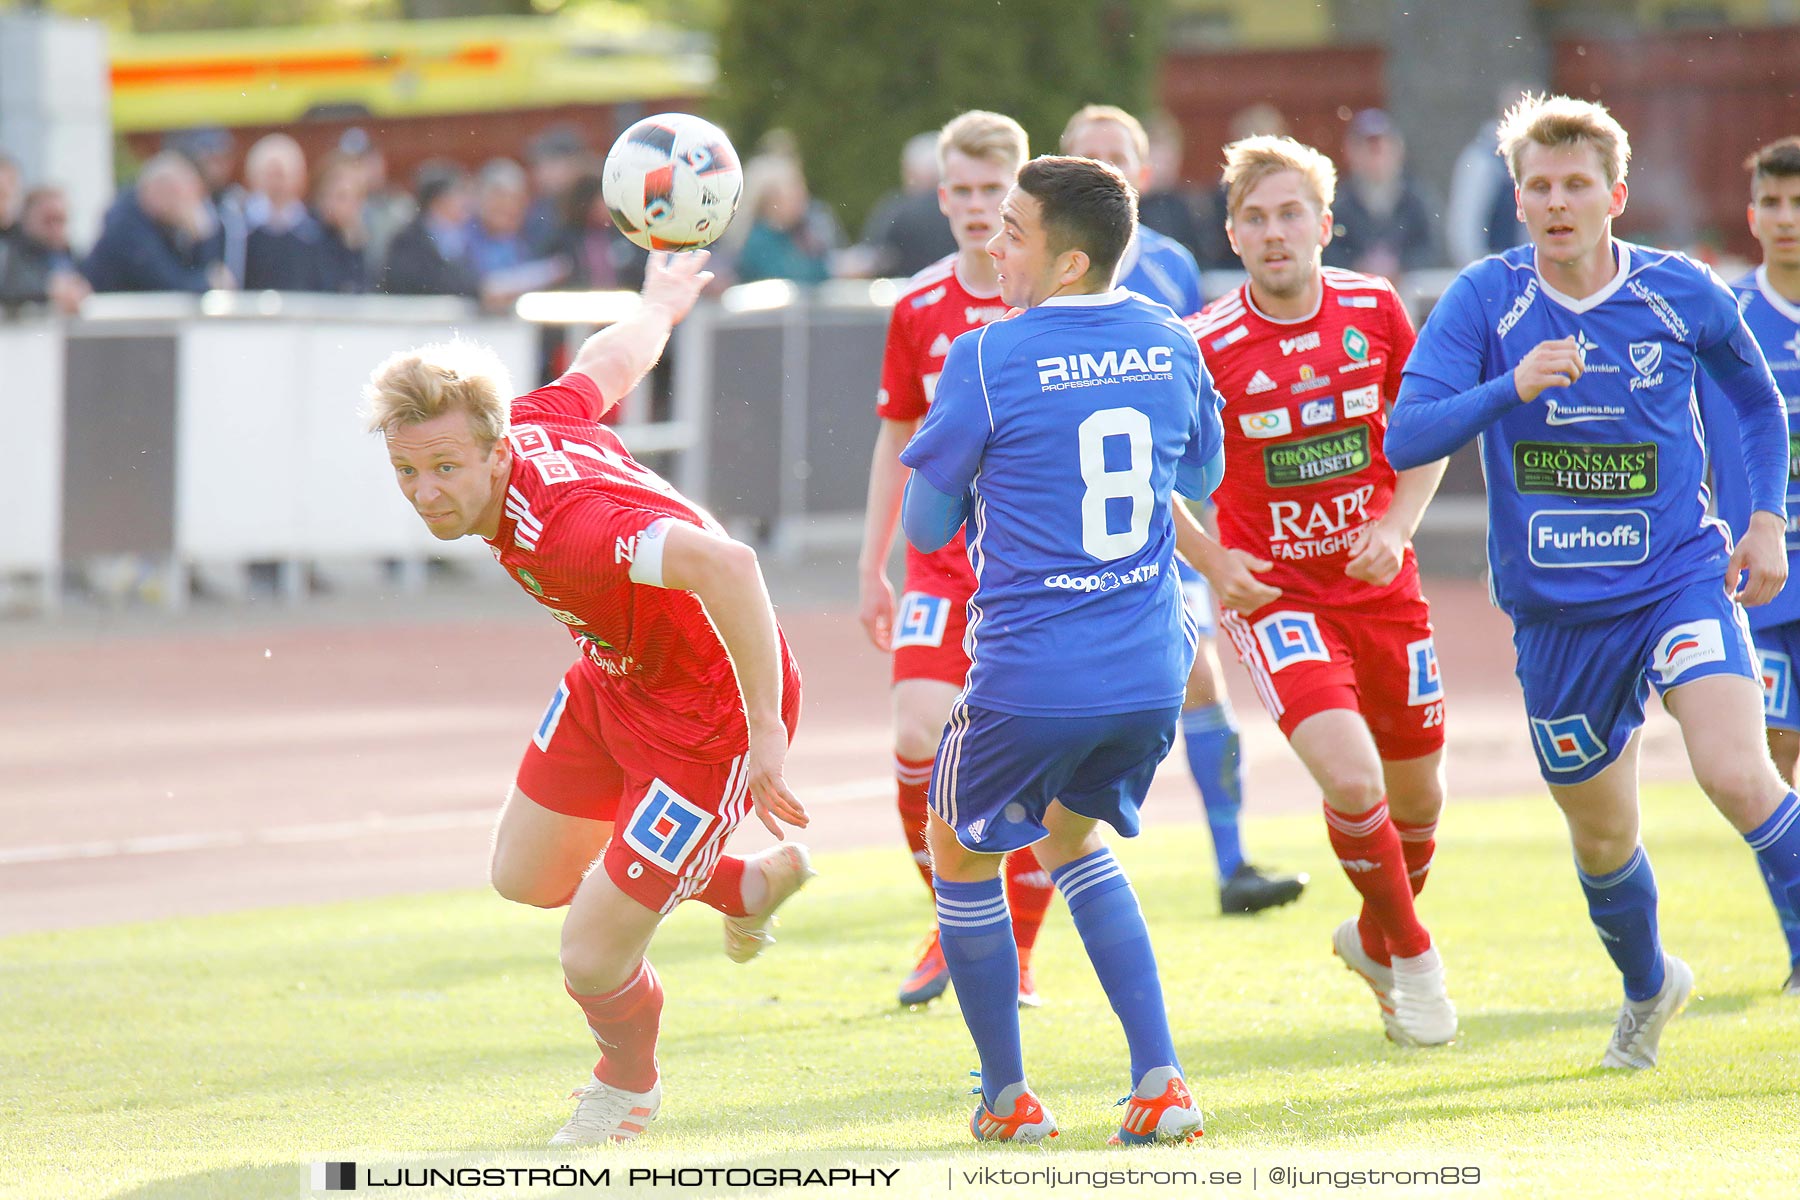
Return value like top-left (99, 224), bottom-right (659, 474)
top-left (601, 113), bottom-right (743, 252)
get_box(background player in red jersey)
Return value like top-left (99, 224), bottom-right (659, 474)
top-left (365, 250), bottom-right (814, 1145)
top-left (1176, 136), bottom-right (1458, 1046)
top-left (855, 110), bottom-right (1059, 1008)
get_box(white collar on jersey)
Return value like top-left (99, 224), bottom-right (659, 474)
top-left (1534, 241), bottom-right (1631, 314)
top-left (1039, 286), bottom-right (1132, 308)
top-left (1243, 279), bottom-right (1323, 326)
top-left (953, 257), bottom-right (1003, 300)
top-left (1756, 264), bottom-right (1800, 323)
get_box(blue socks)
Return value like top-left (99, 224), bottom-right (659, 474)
top-left (1577, 846), bottom-right (1665, 1002)
top-left (1746, 791), bottom-right (1800, 968)
top-left (1183, 703), bottom-right (1246, 879)
top-left (1051, 848), bottom-right (1180, 1083)
top-left (934, 877), bottom-right (1021, 1109)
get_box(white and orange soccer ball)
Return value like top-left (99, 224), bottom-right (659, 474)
top-left (601, 113), bottom-right (743, 252)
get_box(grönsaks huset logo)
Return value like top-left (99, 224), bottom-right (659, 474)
top-left (1263, 426), bottom-right (1369, 488)
top-left (1526, 509), bottom-right (1649, 568)
top-left (1513, 442), bottom-right (1657, 498)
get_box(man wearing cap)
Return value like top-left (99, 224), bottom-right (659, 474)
top-left (1323, 110), bottom-right (1440, 280)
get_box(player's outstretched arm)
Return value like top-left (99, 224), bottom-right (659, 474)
top-left (566, 250), bottom-right (714, 414)
top-left (856, 416), bottom-right (923, 651)
top-left (656, 521), bottom-right (808, 836)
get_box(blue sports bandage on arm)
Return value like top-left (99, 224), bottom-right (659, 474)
top-left (1698, 337), bottom-right (1788, 517)
top-left (1175, 448), bottom-right (1224, 502)
top-left (1387, 373), bottom-right (1521, 470)
top-left (902, 472), bottom-right (970, 554)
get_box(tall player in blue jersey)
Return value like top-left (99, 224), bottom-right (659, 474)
top-left (1063, 104), bottom-right (1307, 916)
top-left (1387, 94), bottom-right (1800, 1068)
top-left (1698, 136), bottom-right (1800, 996)
top-left (901, 155), bottom-right (1221, 1144)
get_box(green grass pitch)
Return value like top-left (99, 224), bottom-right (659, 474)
top-left (3, 785), bottom-right (1797, 1199)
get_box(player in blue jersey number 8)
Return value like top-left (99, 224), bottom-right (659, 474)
top-left (899, 155), bottom-right (1222, 1145)
top-left (1389, 94), bottom-right (1800, 1067)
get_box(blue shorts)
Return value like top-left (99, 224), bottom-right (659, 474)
top-left (929, 702), bottom-right (1182, 853)
top-left (1514, 577), bottom-right (1758, 784)
top-left (1750, 619), bottom-right (1800, 733)
top-left (1177, 559), bottom-right (1216, 639)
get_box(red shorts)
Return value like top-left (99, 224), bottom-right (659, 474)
top-left (516, 664), bottom-right (801, 915)
top-left (1218, 584), bottom-right (1446, 761)
top-left (891, 587), bottom-right (971, 687)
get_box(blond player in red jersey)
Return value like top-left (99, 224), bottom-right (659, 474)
top-left (857, 111), bottom-right (1060, 1008)
top-left (366, 250), bottom-right (813, 1145)
top-left (1175, 136), bottom-right (1458, 1046)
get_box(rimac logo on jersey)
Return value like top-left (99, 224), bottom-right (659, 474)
top-left (1514, 442), bottom-right (1657, 498)
top-left (623, 780), bottom-right (713, 871)
top-left (1263, 426), bottom-right (1370, 488)
top-left (1246, 369), bottom-right (1277, 395)
top-left (1531, 714), bottom-right (1605, 773)
top-left (1527, 509), bottom-right (1650, 568)
top-left (1628, 340), bottom-right (1665, 391)
top-left (1653, 620), bottom-right (1726, 685)
top-left (1342, 384), bottom-right (1381, 418)
top-left (1036, 346), bottom-right (1174, 390)
top-left (893, 592), bottom-right (951, 649)
top-left (1407, 637), bottom-right (1443, 706)
top-left (1761, 649), bottom-right (1794, 722)
top-left (1281, 331), bottom-right (1321, 356)
top-left (1240, 408), bottom-right (1292, 438)
top-left (1301, 397), bottom-right (1334, 426)
top-left (1253, 611), bottom-right (1330, 672)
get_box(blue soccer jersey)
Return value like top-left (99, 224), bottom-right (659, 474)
top-left (1117, 225), bottom-right (1205, 318)
top-left (900, 288), bottom-right (1224, 716)
top-left (1393, 241), bottom-right (1786, 623)
top-left (1700, 266), bottom-right (1800, 629)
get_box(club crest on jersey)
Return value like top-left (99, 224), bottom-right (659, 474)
top-left (1531, 714), bottom-right (1605, 773)
top-left (1760, 649), bottom-right (1794, 721)
top-left (1342, 326), bottom-right (1369, 361)
top-left (1628, 340), bottom-right (1665, 390)
top-left (623, 780), bottom-right (713, 871)
top-left (1240, 408), bottom-right (1292, 438)
top-left (1407, 637), bottom-right (1443, 706)
top-left (1653, 620), bottom-right (1726, 685)
top-left (893, 592), bottom-right (951, 649)
top-left (1253, 611), bottom-right (1330, 672)
top-left (515, 567), bottom-right (544, 596)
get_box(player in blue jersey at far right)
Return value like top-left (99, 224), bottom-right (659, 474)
top-left (1062, 104), bottom-right (1307, 916)
top-left (1387, 94), bottom-right (1800, 1069)
top-left (900, 155), bottom-right (1222, 1145)
top-left (1697, 135), bottom-right (1800, 996)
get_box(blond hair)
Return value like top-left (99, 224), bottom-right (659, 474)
top-left (1060, 105), bottom-right (1149, 165)
top-left (363, 340), bottom-right (512, 449)
top-left (1221, 135), bottom-right (1337, 220)
top-left (1497, 93), bottom-right (1631, 187)
top-left (937, 110), bottom-right (1029, 175)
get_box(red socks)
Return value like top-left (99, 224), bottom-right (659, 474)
top-left (1003, 848), bottom-right (1054, 962)
top-left (1324, 799), bottom-right (1431, 962)
top-left (1357, 815), bottom-right (1438, 966)
top-left (896, 754), bottom-right (935, 893)
top-left (692, 855), bottom-right (749, 917)
top-left (566, 960), bottom-right (663, 1093)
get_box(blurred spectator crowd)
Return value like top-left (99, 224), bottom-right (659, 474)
top-left (0, 96), bottom-right (1538, 318)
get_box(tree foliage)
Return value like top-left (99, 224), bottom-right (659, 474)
top-left (715, 0), bottom-right (1166, 232)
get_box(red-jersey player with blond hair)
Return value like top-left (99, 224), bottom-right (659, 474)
top-left (1177, 135), bottom-right (1458, 1047)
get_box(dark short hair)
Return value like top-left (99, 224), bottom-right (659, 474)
top-left (413, 159), bottom-right (468, 212)
top-left (1015, 154), bottom-right (1135, 285)
top-left (1747, 136), bottom-right (1800, 193)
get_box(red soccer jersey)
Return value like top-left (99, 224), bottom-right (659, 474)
top-left (1187, 267), bottom-right (1419, 606)
top-left (487, 373), bottom-right (800, 764)
top-left (877, 255), bottom-right (1010, 595)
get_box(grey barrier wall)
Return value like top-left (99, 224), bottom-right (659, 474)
top-left (7, 272), bottom-right (1489, 609)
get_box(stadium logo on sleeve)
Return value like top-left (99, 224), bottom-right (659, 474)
top-left (1760, 649), bottom-right (1794, 722)
top-left (624, 781), bottom-right (714, 871)
top-left (1653, 620), bottom-right (1726, 685)
top-left (1406, 637), bottom-right (1443, 706)
top-left (1531, 714), bottom-right (1605, 773)
top-left (1526, 509), bottom-right (1649, 567)
top-left (894, 592), bottom-right (951, 649)
top-left (1252, 611), bottom-right (1330, 672)
top-left (1240, 408), bottom-right (1292, 438)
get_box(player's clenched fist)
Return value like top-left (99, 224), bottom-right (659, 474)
top-left (1514, 336), bottom-right (1584, 403)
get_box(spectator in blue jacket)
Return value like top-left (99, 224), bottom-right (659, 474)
top-left (84, 153), bottom-right (230, 294)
